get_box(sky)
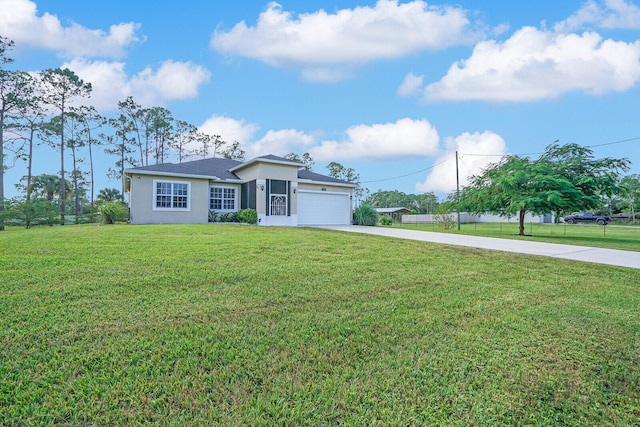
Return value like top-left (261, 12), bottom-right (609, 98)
top-left (1, 0), bottom-right (640, 200)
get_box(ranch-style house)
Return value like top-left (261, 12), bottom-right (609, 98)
top-left (124, 155), bottom-right (356, 226)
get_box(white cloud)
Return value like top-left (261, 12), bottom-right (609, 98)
top-left (416, 131), bottom-right (506, 193)
top-left (199, 115), bottom-right (259, 151)
top-left (424, 27), bottom-right (640, 102)
top-left (60, 59), bottom-right (130, 110)
top-left (556, 0), bottom-right (640, 32)
top-left (62, 59), bottom-right (210, 111)
top-left (194, 117), bottom-right (440, 162)
top-left (130, 60), bottom-right (211, 104)
top-left (247, 129), bottom-right (318, 159)
top-left (398, 72), bottom-right (424, 96)
top-left (211, 0), bottom-right (473, 81)
top-left (0, 0), bottom-right (143, 58)
top-left (310, 118), bottom-right (440, 161)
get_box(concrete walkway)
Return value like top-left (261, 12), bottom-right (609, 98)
top-left (317, 225), bottom-right (640, 269)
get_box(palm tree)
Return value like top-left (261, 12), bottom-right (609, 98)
top-left (97, 188), bottom-right (124, 203)
top-left (30, 174), bottom-right (71, 202)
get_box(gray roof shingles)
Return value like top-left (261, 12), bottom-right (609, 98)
top-left (297, 169), bottom-right (354, 185)
top-left (126, 156), bottom-right (355, 186)
top-left (126, 157), bottom-right (243, 180)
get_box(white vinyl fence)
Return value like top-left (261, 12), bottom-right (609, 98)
top-left (402, 212), bottom-right (554, 224)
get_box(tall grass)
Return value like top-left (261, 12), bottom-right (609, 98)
top-left (1, 224), bottom-right (638, 425)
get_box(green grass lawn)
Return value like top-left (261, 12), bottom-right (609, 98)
top-left (396, 221), bottom-right (640, 252)
top-left (1, 224), bottom-right (639, 425)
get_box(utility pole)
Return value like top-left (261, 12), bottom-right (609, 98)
top-left (456, 150), bottom-right (460, 231)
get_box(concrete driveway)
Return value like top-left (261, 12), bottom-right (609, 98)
top-left (317, 225), bottom-right (640, 269)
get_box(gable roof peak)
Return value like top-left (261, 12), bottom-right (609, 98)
top-left (229, 154), bottom-right (305, 172)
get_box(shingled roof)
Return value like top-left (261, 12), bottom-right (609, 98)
top-left (125, 155), bottom-right (356, 186)
top-left (297, 169), bottom-right (356, 186)
top-left (126, 157), bottom-right (244, 180)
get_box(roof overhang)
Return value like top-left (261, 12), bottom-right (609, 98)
top-left (376, 207), bottom-right (411, 214)
top-left (297, 178), bottom-right (357, 188)
top-left (123, 169), bottom-right (226, 181)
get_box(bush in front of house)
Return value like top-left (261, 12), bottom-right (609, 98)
top-left (219, 212), bottom-right (239, 222)
top-left (98, 201), bottom-right (129, 224)
top-left (379, 215), bottom-right (393, 226)
top-left (209, 211), bottom-right (242, 223)
top-left (353, 204), bottom-right (378, 226)
top-left (238, 208), bottom-right (258, 224)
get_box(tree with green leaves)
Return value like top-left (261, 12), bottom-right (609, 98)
top-left (104, 114), bottom-right (138, 196)
top-left (28, 173), bottom-right (71, 202)
top-left (284, 152), bottom-right (314, 171)
top-left (326, 161), bottom-right (369, 204)
top-left (39, 68), bottom-right (92, 225)
top-left (97, 187), bottom-right (124, 203)
top-left (40, 112), bottom-right (90, 221)
top-left (364, 190), bottom-right (439, 214)
top-left (457, 143), bottom-right (629, 236)
top-left (221, 140), bottom-right (245, 161)
top-left (5, 74), bottom-right (45, 202)
top-left (148, 106), bottom-right (173, 164)
top-left (210, 134), bottom-right (226, 158)
top-left (72, 105), bottom-right (105, 206)
top-left (171, 119), bottom-right (198, 163)
top-left (620, 174), bottom-right (640, 224)
top-left (1, 36), bottom-right (34, 230)
top-left (196, 133), bottom-right (212, 159)
top-left (117, 96), bottom-right (146, 166)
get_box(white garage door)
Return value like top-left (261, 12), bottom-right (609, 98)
top-left (297, 190), bottom-right (351, 226)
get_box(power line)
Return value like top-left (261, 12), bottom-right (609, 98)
top-left (586, 136), bottom-right (640, 148)
top-left (361, 155), bottom-right (455, 184)
top-left (359, 135), bottom-right (640, 186)
top-left (459, 153), bottom-right (512, 157)
top-left (461, 135), bottom-right (640, 158)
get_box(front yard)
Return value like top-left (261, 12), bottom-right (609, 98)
top-left (1, 224), bottom-right (638, 425)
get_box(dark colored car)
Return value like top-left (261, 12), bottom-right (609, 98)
top-left (564, 212), bottom-right (611, 225)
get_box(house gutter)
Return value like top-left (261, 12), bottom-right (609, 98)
top-left (123, 169), bottom-right (223, 181)
top-left (297, 178), bottom-right (357, 188)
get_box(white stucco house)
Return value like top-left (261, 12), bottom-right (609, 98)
top-left (123, 155), bottom-right (356, 226)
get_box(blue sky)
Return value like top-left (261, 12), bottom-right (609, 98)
top-left (2, 0), bottom-right (640, 199)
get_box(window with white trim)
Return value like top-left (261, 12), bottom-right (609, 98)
top-left (210, 186), bottom-right (237, 212)
top-left (154, 180), bottom-right (190, 210)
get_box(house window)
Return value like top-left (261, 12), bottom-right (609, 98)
top-left (210, 186), bottom-right (237, 212)
top-left (154, 181), bottom-right (189, 210)
top-left (269, 180), bottom-right (288, 216)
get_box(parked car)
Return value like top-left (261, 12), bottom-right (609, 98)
top-left (563, 212), bottom-right (611, 225)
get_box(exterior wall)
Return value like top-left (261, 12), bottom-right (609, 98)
top-left (127, 163), bottom-right (354, 226)
top-left (255, 179), bottom-right (268, 225)
top-left (128, 173), bottom-right (209, 224)
top-left (234, 163), bottom-right (299, 182)
top-left (290, 182), bottom-right (298, 217)
top-left (297, 182), bottom-right (352, 193)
